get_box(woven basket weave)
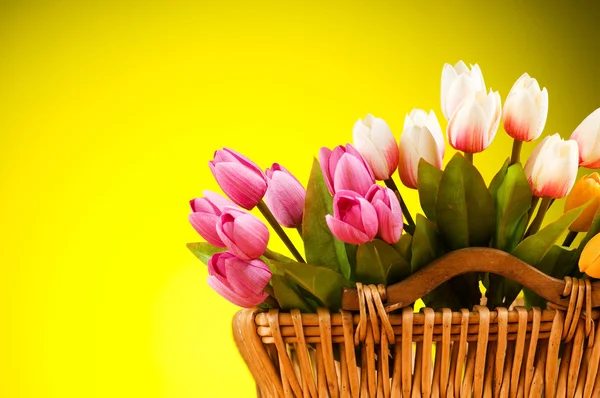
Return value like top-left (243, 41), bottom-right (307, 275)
top-left (232, 249), bottom-right (600, 397)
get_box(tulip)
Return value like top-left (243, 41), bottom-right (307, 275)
top-left (447, 89), bottom-right (502, 154)
top-left (503, 73), bottom-right (548, 142)
top-left (564, 173), bottom-right (600, 232)
top-left (398, 111), bottom-right (444, 189)
top-left (319, 144), bottom-right (375, 197)
top-left (441, 61), bottom-right (486, 121)
top-left (326, 190), bottom-right (378, 244)
top-left (207, 251), bottom-right (271, 307)
top-left (524, 134), bottom-right (579, 198)
top-left (579, 233), bottom-right (600, 278)
top-left (570, 108), bottom-right (600, 168)
top-left (188, 191), bottom-right (237, 247)
top-left (264, 163), bottom-right (306, 228)
top-left (209, 148), bottom-right (268, 210)
top-left (352, 114), bottom-right (399, 180)
top-left (216, 208), bottom-right (269, 261)
top-left (365, 185), bottom-right (403, 244)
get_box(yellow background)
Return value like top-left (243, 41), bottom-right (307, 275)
top-left (1, 1), bottom-right (599, 396)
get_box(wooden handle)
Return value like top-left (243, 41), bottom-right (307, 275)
top-left (341, 247), bottom-right (600, 311)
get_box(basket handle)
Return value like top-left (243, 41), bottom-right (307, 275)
top-left (341, 247), bottom-right (600, 311)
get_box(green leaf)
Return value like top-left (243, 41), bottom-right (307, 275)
top-left (562, 210), bottom-right (600, 277)
top-left (411, 215), bottom-right (442, 273)
top-left (435, 153), bottom-right (496, 250)
top-left (355, 239), bottom-right (411, 285)
top-left (493, 163), bottom-right (533, 252)
top-left (271, 260), bottom-right (352, 311)
top-left (302, 158), bottom-right (351, 279)
top-left (271, 275), bottom-right (315, 312)
top-left (523, 245), bottom-right (577, 309)
top-left (512, 204), bottom-right (587, 266)
top-left (186, 242), bottom-right (226, 265)
top-left (393, 233), bottom-right (413, 265)
top-left (489, 158), bottom-right (510, 199)
top-left (264, 248), bottom-right (295, 263)
top-left (417, 159), bottom-right (443, 222)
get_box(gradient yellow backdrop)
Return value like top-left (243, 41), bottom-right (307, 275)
top-left (1, 1), bottom-right (599, 397)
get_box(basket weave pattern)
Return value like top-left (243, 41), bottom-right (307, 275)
top-left (233, 278), bottom-right (600, 397)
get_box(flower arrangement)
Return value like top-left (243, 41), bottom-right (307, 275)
top-left (187, 61), bottom-right (600, 312)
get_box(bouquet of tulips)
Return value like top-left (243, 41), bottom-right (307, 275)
top-left (187, 61), bottom-right (600, 312)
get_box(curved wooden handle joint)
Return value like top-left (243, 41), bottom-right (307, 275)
top-left (341, 248), bottom-right (600, 311)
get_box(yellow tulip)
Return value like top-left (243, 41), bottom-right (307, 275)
top-left (579, 233), bottom-right (600, 278)
top-left (564, 173), bottom-right (600, 232)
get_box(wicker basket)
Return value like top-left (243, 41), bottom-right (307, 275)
top-left (232, 248), bottom-right (600, 397)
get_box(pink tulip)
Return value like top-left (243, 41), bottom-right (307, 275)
top-left (207, 251), bottom-right (271, 308)
top-left (398, 110), bottom-right (444, 189)
top-left (570, 108), bottom-right (600, 168)
top-left (325, 190), bottom-right (378, 244)
top-left (216, 208), bottom-right (269, 260)
top-left (264, 164), bottom-right (306, 228)
top-left (524, 134), bottom-right (579, 198)
top-left (352, 114), bottom-right (399, 180)
top-left (447, 89), bottom-right (502, 154)
top-left (209, 148), bottom-right (268, 210)
top-left (319, 144), bottom-right (376, 196)
top-left (365, 185), bottom-right (403, 244)
top-left (188, 191), bottom-right (237, 247)
top-left (503, 73), bottom-right (548, 142)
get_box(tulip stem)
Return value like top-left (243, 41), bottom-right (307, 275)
top-left (562, 231), bottom-right (579, 247)
top-left (257, 200), bottom-right (306, 263)
top-left (384, 178), bottom-right (415, 228)
top-left (296, 226), bottom-right (303, 240)
top-left (511, 140), bottom-right (523, 165)
top-left (525, 197), bottom-right (552, 238)
top-left (464, 152), bottom-right (474, 164)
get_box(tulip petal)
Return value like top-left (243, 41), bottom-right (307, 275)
top-left (264, 168), bottom-right (306, 227)
top-left (211, 163), bottom-right (267, 209)
top-left (445, 74), bottom-right (478, 121)
top-left (571, 108), bottom-right (600, 167)
top-left (226, 258), bottom-right (272, 297)
top-left (230, 213), bottom-right (269, 260)
top-left (188, 213), bottom-right (226, 247)
top-left (441, 64), bottom-right (458, 118)
top-left (207, 275), bottom-right (267, 308)
top-left (202, 190), bottom-right (237, 210)
top-left (504, 90), bottom-right (539, 142)
top-left (536, 88), bottom-right (549, 138)
top-left (318, 147), bottom-right (335, 195)
top-left (373, 201), bottom-right (403, 244)
top-left (356, 197), bottom-right (379, 240)
top-left (333, 154), bottom-right (375, 196)
top-left (326, 215), bottom-right (371, 244)
top-left (447, 97), bottom-right (488, 153)
top-left (353, 125), bottom-right (390, 180)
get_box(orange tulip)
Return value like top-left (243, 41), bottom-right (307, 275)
top-left (564, 173), bottom-right (600, 232)
top-left (579, 233), bottom-right (600, 278)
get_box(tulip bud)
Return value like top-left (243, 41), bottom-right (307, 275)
top-left (365, 185), bottom-right (403, 244)
top-left (564, 173), bottom-right (600, 232)
top-left (398, 111), bottom-right (444, 189)
top-left (319, 144), bottom-right (376, 197)
top-left (216, 208), bottom-right (269, 261)
top-left (207, 251), bottom-right (271, 307)
top-left (579, 233), bottom-right (600, 278)
top-left (352, 114), bottom-right (399, 180)
top-left (447, 89), bottom-right (502, 154)
top-left (441, 61), bottom-right (486, 121)
top-left (503, 73), bottom-right (548, 142)
top-left (188, 191), bottom-right (237, 247)
top-left (524, 134), bottom-right (579, 198)
top-left (325, 190), bottom-right (378, 244)
top-left (264, 163), bottom-right (306, 228)
top-left (209, 148), bottom-right (268, 210)
top-left (570, 108), bottom-right (600, 168)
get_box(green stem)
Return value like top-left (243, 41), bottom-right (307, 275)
top-left (525, 196), bottom-right (541, 228)
top-left (511, 140), bottom-right (523, 165)
top-left (524, 197), bottom-right (552, 238)
top-left (257, 200), bottom-right (306, 263)
top-left (562, 231), bottom-right (579, 247)
top-left (384, 178), bottom-right (415, 227)
top-left (464, 152), bottom-right (474, 164)
top-left (296, 225), bottom-right (303, 240)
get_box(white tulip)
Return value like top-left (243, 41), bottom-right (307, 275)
top-left (441, 61), bottom-right (486, 121)
top-left (524, 133), bottom-right (579, 198)
top-left (503, 73), bottom-right (548, 142)
top-left (570, 108), bottom-right (600, 168)
top-left (447, 89), bottom-right (502, 154)
top-left (405, 109), bottom-right (445, 158)
top-left (398, 114), bottom-right (443, 189)
top-left (352, 114), bottom-right (399, 180)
